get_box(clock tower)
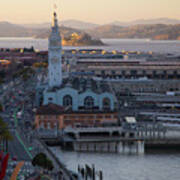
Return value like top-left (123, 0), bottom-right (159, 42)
top-left (48, 11), bottom-right (62, 88)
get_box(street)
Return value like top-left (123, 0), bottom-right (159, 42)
top-left (8, 131), bottom-right (31, 161)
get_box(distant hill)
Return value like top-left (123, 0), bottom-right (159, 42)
top-left (22, 18), bottom-right (180, 29)
top-left (0, 21), bottom-right (85, 38)
top-left (1, 21), bottom-right (180, 41)
top-left (110, 18), bottom-right (180, 27)
top-left (86, 24), bottom-right (180, 40)
top-left (0, 22), bottom-right (30, 37)
top-left (130, 18), bottom-right (180, 25)
top-left (33, 26), bottom-right (82, 39)
top-left (0, 22), bottom-right (104, 46)
top-left (86, 25), bottom-right (124, 38)
top-left (23, 20), bottom-right (98, 30)
top-left (22, 23), bottom-right (50, 29)
top-left (33, 26), bottom-right (104, 46)
top-left (60, 20), bottom-right (98, 30)
top-left (0, 21), bottom-right (42, 37)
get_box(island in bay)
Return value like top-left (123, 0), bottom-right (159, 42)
top-left (34, 28), bottom-right (105, 46)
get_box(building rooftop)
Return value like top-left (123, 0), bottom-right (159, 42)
top-left (48, 77), bottom-right (111, 94)
top-left (36, 103), bottom-right (64, 115)
top-left (77, 58), bottom-right (145, 63)
top-left (136, 96), bottom-right (180, 102)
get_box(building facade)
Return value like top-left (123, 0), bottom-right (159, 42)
top-left (75, 59), bottom-right (180, 79)
top-left (35, 104), bottom-right (64, 129)
top-left (40, 11), bottom-right (117, 112)
top-left (43, 84), bottom-right (115, 111)
top-left (35, 11), bottom-right (117, 129)
top-left (35, 104), bottom-right (118, 130)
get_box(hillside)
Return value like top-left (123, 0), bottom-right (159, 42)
top-left (1, 21), bottom-right (180, 41)
top-left (0, 22), bottom-right (83, 38)
top-left (60, 20), bottom-right (98, 30)
top-left (34, 27), bottom-right (104, 46)
top-left (23, 20), bottom-right (98, 30)
top-left (86, 25), bottom-right (124, 38)
top-left (0, 22), bottom-right (104, 46)
top-left (22, 18), bottom-right (180, 29)
top-left (33, 26), bottom-right (82, 39)
top-left (110, 18), bottom-right (180, 27)
top-left (33, 26), bottom-right (104, 46)
top-left (86, 24), bottom-right (180, 40)
top-left (0, 22), bottom-right (30, 37)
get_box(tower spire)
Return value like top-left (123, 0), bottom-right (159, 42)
top-left (48, 0), bottom-right (62, 88)
top-left (52, 1), bottom-right (58, 28)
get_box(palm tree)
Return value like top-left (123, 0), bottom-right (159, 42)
top-left (0, 117), bottom-right (13, 152)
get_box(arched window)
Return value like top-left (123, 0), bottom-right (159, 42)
top-left (84, 96), bottom-right (94, 109)
top-left (103, 98), bottom-right (111, 110)
top-left (63, 95), bottom-right (72, 107)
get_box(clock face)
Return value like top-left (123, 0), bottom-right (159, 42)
top-left (51, 57), bottom-right (58, 63)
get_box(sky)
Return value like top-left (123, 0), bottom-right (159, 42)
top-left (0, 0), bottom-right (180, 24)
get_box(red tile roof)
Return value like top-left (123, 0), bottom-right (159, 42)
top-left (36, 103), bottom-right (64, 115)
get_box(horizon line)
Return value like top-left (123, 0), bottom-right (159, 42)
top-left (1, 16), bottom-right (180, 25)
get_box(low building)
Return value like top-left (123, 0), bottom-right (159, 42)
top-left (35, 103), bottom-right (118, 130)
top-left (74, 59), bottom-right (180, 79)
top-left (35, 103), bottom-right (64, 129)
top-left (112, 79), bottom-right (180, 94)
top-left (63, 111), bottom-right (118, 128)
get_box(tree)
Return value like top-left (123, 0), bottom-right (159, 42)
top-left (32, 153), bottom-right (47, 168)
top-left (32, 153), bottom-right (54, 171)
top-left (0, 117), bottom-right (13, 140)
top-left (45, 158), bottom-right (54, 171)
top-left (0, 117), bottom-right (13, 152)
top-left (22, 74), bottom-right (30, 81)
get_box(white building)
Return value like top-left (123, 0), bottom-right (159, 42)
top-left (48, 12), bottom-right (62, 88)
top-left (36, 11), bottom-right (117, 112)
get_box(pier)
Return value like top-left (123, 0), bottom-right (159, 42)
top-left (135, 122), bottom-right (167, 139)
top-left (62, 127), bottom-right (145, 154)
top-left (38, 123), bottom-right (180, 155)
top-left (73, 138), bottom-right (144, 154)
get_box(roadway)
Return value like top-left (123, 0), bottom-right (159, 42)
top-left (8, 131), bottom-right (31, 161)
top-left (1, 70), bottom-right (76, 179)
top-left (7, 109), bottom-right (33, 161)
top-left (0, 78), bottom-right (35, 161)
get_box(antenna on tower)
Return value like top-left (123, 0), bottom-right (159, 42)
top-left (52, 0), bottom-right (61, 27)
top-left (54, 3), bottom-right (57, 11)
top-left (52, 0), bottom-right (58, 27)
top-left (53, 0), bottom-right (59, 19)
top-left (53, 0), bottom-right (58, 12)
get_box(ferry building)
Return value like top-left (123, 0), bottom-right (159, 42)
top-left (35, 11), bottom-right (117, 129)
